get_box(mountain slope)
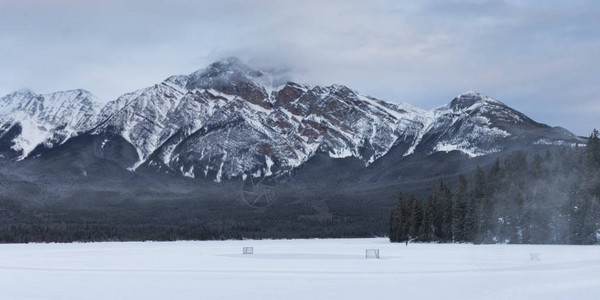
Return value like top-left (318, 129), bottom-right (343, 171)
top-left (0, 88), bottom-right (102, 160)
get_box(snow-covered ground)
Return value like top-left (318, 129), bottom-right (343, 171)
top-left (1, 238), bottom-right (599, 299)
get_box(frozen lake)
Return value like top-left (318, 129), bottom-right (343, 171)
top-left (1, 238), bottom-right (599, 299)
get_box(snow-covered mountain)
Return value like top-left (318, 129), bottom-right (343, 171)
top-left (0, 58), bottom-right (582, 181)
top-left (405, 91), bottom-right (578, 158)
top-left (0, 88), bottom-right (102, 160)
top-left (92, 57), bottom-right (429, 181)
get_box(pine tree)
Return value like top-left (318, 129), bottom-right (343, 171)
top-left (473, 166), bottom-right (491, 243)
top-left (587, 129), bottom-right (600, 167)
top-left (420, 196), bottom-right (432, 240)
top-left (428, 193), bottom-right (442, 241)
top-left (565, 187), bottom-right (586, 244)
top-left (389, 190), bottom-right (405, 242)
top-left (400, 194), bottom-right (412, 241)
top-left (452, 175), bottom-right (468, 242)
top-left (582, 197), bottom-right (600, 244)
top-left (408, 194), bottom-right (423, 240)
top-left (461, 167), bottom-right (480, 242)
top-left (438, 181), bottom-right (454, 242)
top-left (488, 158), bottom-right (502, 192)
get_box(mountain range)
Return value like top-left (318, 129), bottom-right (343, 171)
top-left (0, 57), bottom-right (580, 180)
top-left (0, 57), bottom-right (584, 238)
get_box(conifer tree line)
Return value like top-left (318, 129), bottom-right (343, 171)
top-left (390, 129), bottom-right (600, 245)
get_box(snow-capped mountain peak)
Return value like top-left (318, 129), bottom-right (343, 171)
top-left (449, 91), bottom-right (503, 112)
top-left (0, 88), bottom-right (102, 159)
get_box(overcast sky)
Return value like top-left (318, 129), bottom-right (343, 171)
top-left (0, 0), bottom-right (598, 135)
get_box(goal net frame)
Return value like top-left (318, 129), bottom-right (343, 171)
top-left (243, 247), bottom-right (254, 254)
top-left (365, 249), bottom-right (379, 259)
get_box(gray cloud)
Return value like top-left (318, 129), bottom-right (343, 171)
top-left (0, 0), bottom-right (598, 135)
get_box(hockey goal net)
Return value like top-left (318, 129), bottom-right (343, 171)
top-left (365, 249), bottom-right (379, 259)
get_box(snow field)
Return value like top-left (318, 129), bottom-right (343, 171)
top-left (0, 238), bottom-right (599, 299)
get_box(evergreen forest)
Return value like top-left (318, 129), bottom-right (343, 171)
top-left (390, 130), bottom-right (600, 244)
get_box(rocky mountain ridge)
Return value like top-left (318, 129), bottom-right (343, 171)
top-left (0, 57), bottom-right (582, 182)
top-left (0, 88), bottom-right (102, 160)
